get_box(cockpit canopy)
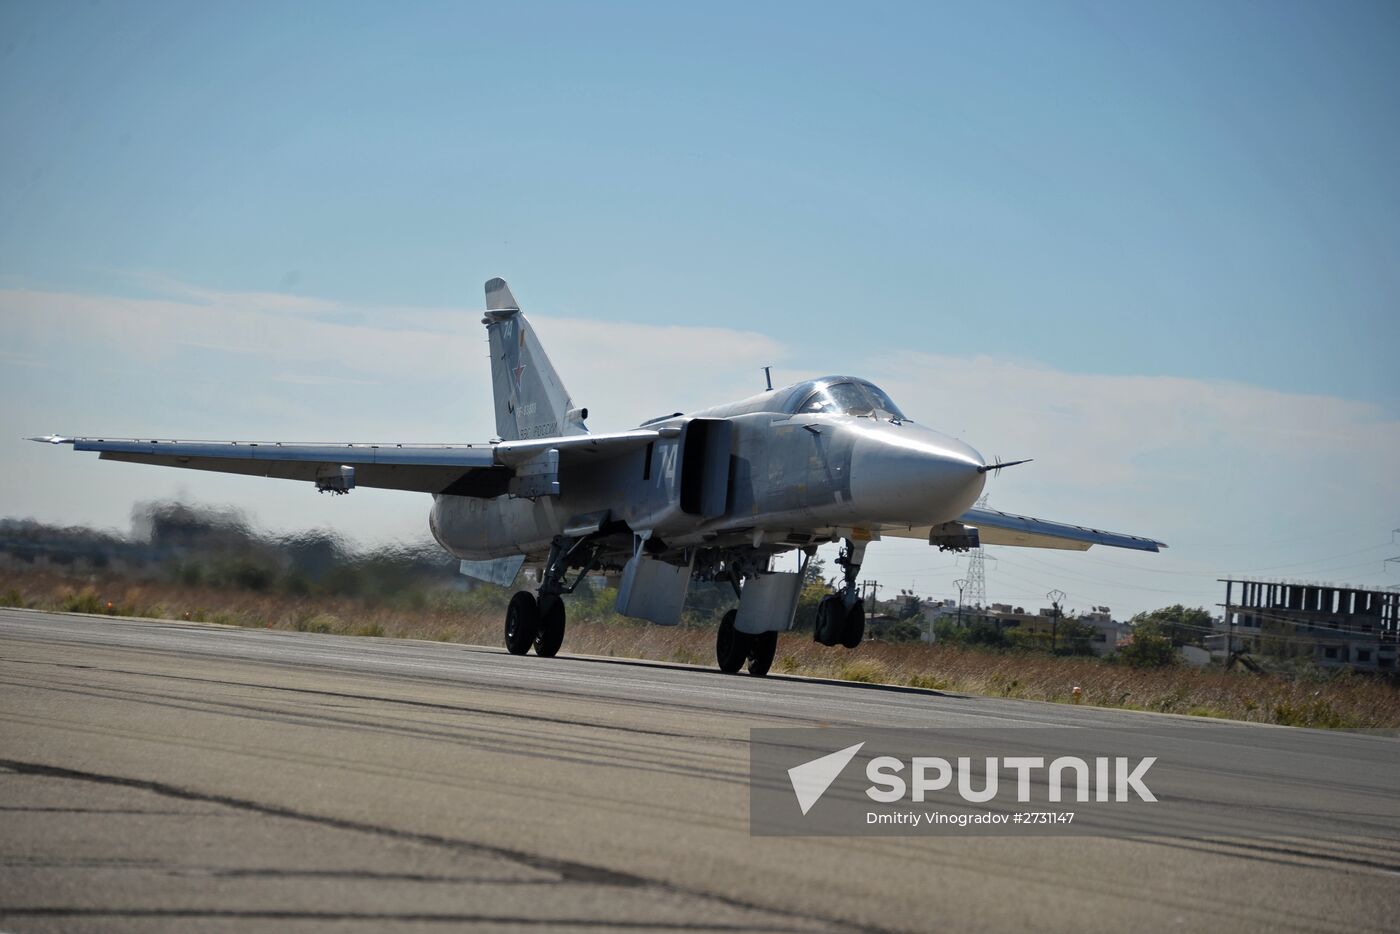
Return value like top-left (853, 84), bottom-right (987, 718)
top-left (677, 375), bottom-right (912, 423)
top-left (792, 378), bottom-right (907, 421)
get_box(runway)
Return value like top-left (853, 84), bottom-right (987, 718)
top-left (1, 607), bottom-right (1396, 933)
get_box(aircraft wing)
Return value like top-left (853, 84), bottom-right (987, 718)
top-left (29, 429), bottom-right (668, 496)
top-left (30, 435), bottom-right (510, 495)
top-left (493, 428), bottom-right (674, 467)
top-left (883, 507), bottom-right (1165, 553)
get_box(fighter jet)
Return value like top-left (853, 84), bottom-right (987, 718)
top-left (32, 278), bottom-right (1164, 676)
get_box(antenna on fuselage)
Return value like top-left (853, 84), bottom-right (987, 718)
top-left (762, 366), bottom-right (773, 391)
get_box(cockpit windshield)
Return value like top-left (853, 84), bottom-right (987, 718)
top-left (796, 380), bottom-right (907, 421)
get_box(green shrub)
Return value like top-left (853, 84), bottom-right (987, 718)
top-left (290, 613), bottom-right (338, 633)
top-left (1272, 697), bottom-right (1357, 729)
top-left (1117, 623), bottom-right (1178, 669)
top-left (839, 660), bottom-right (887, 684)
top-left (906, 673), bottom-right (949, 691)
top-left (60, 589), bottom-right (104, 614)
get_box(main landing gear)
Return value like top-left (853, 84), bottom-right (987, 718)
top-left (503, 535), bottom-right (590, 658)
top-left (715, 609), bottom-right (779, 677)
top-left (709, 538), bottom-right (867, 677)
top-left (814, 539), bottom-right (866, 649)
top-left (504, 591), bottom-right (566, 657)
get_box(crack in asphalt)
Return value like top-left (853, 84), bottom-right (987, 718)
top-left (0, 758), bottom-right (885, 934)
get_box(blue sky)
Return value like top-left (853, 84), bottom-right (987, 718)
top-left (3, 1), bottom-right (1398, 615)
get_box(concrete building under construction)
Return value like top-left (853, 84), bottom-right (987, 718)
top-left (1218, 579), bottom-right (1399, 672)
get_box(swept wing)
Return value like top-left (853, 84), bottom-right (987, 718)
top-left (29, 430), bottom-right (665, 496)
top-left (882, 506), bottom-right (1165, 553)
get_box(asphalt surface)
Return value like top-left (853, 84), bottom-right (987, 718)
top-left (1, 607), bottom-right (1397, 933)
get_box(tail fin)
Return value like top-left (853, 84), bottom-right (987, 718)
top-left (483, 278), bottom-right (587, 441)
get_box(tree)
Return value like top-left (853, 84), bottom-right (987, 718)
top-left (1118, 621), bottom-right (1178, 668)
top-left (935, 618), bottom-right (1011, 649)
top-left (791, 582), bottom-right (831, 632)
top-left (873, 618), bottom-right (924, 643)
top-left (1130, 605), bottom-right (1213, 647)
top-left (1055, 618), bottom-right (1097, 656)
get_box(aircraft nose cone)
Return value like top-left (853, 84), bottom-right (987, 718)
top-left (848, 425), bottom-right (986, 524)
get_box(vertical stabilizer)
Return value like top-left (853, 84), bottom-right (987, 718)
top-left (483, 278), bottom-right (587, 441)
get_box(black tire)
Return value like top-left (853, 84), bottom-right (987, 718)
top-left (840, 598), bottom-right (866, 649)
top-left (748, 630), bottom-right (778, 677)
top-left (814, 594), bottom-right (842, 646)
top-left (716, 609), bottom-right (750, 674)
top-left (504, 591), bottom-right (540, 656)
top-left (534, 595), bottom-right (566, 658)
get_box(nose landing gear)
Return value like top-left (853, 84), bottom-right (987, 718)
top-left (814, 538), bottom-right (866, 648)
top-left (814, 594), bottom-right (865, 648)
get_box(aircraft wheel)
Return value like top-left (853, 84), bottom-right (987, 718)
top-left (716, 609), bottom-right (750, 674)
top-left (813, 595), bottom-right (843, 647)
top-left (535, 595), bottom-right (566, 658)
top-left (748, 630), bottom-right (778, 677)
top-left (504, 591), bottom-right (540, 656)
top-left (840, 599), bottom-right (866, 649)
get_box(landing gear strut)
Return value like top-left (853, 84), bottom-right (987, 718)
top-left (814, 539), bottom-right (866, 648)
top-left (502, 535), bottom-right (592, 658)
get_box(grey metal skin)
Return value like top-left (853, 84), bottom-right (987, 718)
top-left (428, 400), bottom-right (985, 566)
top-left (32, 277), bottom-right (1165, 672)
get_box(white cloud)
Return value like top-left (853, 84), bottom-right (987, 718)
top-left (0, 282), bottom-right (785, 426)
top-left (864, 352), bottom-right (1400, 612)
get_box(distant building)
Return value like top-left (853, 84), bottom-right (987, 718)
top-left (1216, 579), bottom-right (1399, 672)
top-left (918, 599), bottom-right (958, 641)
top-left (983, 604), bottom-right (1057, 637)
top-left (972, 603), bottom-right (1126, 656)
top-left (1079, 606), bottom-right (1128, 657)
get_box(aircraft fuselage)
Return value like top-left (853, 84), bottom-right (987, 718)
top-left (429, 408), bottom-right (986, 565)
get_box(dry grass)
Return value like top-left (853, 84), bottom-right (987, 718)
top-left (5, 568), bottom-right (1398, 729)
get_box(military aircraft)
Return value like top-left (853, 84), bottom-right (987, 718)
top-left (32, 278), bottom-right (1164, 676)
